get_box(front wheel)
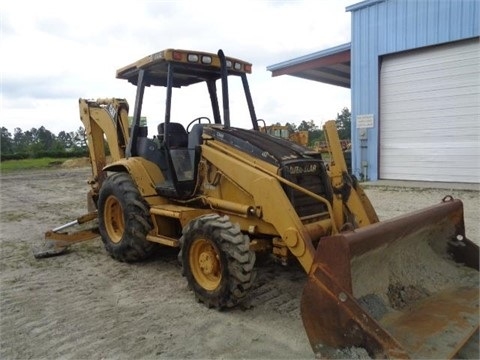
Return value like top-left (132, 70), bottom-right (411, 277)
top-left (98, 173), bottom-right (155, 262)
top-left (179, 214), bottom-right (255, 309)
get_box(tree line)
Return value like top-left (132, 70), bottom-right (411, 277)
top-left (0, 126), bottom-right (88, 161)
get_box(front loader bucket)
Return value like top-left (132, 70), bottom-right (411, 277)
top-left (301, 198), bottom-right (479, 359)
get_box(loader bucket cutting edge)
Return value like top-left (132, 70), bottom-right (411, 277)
top-left (301, 198), bottom-right (479, 359)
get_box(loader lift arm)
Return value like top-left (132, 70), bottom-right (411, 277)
top-left (323, 120), bottom-right (379, 229)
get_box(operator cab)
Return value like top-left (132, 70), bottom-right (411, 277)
top-left (116, 48), bottom-right (256, 199)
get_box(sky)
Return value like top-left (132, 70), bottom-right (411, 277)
top-left (1, 0), bottom-right (353, 136)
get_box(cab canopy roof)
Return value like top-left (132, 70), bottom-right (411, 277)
top-left (116, 49), bottom-right (252, 87)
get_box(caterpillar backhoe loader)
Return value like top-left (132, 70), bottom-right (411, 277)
top-left (35, 48), bottom-right (479, 359)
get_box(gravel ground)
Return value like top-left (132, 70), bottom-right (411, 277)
top-left (0, 166), bottom-right (478, 359)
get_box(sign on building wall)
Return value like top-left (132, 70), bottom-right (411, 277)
top-left (356, 114), bottom-right (374, 128)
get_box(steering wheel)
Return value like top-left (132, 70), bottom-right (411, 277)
top-left (186, 116), bottom-right (211, 133)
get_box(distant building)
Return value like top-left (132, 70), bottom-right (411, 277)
top-left (268, 0), bottom-right (479, 183)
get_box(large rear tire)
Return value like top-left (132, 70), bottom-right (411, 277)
top-left (98, 172), bottom-right (155, 262)
top-left (179, 214), bottom-right (255, 309)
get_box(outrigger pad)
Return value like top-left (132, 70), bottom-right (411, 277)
top-left (32, 240), bottom-right (70, 259)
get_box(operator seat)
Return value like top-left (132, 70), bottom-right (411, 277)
top-left (156, 122), bottom-right (193, 199)
top-left (157, 122), bottom-right (188, 148)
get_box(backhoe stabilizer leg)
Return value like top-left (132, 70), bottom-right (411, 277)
top-left (33, 212), bottom-right (100, 259)
top-left (32, 239), bottom-right (70, 259)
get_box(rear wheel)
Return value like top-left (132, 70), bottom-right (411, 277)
top-left (98, 172), bottom-right (155, 262)
top-left (179, 214), bottom-right (255, 309)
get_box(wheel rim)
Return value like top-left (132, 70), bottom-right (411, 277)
top-left (189, 238), bottom-right (222, 291)
top-left (104, 195), bottom-right (124, 243)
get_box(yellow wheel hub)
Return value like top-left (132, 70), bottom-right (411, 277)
top-left (104, 195), bottom-right (124, 243)
top-left (189, 238), bottom-right (221, 291)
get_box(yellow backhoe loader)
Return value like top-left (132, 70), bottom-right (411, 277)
top-left (35, 48), bottom-right (479, 359)
top-left (258, 122), bottom-right (309, 147)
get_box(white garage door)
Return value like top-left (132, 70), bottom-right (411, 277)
top-left (379, 38), bottom-right (480, 183)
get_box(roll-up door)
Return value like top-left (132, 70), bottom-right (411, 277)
top-left (379, 38), bottom-right (479, 183)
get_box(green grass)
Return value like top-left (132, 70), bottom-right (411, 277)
top-left (0, 158), bottom-right (65, 172)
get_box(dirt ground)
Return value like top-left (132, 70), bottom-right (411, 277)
top-left (0, 165), bottom-right (478, 360)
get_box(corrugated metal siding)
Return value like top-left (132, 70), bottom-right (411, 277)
top-left (350, 5), bottom-right (381, 179)
top-left (349, 0), bottom-right (480, 181)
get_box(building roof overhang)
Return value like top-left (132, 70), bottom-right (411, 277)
top-left (266, 42), bottom-right (351, 88)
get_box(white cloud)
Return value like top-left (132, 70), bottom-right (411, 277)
top-left (1, 0), bottom-right (353, 135)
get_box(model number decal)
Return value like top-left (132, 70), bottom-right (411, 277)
top-left (287, 164), bottom-right (318, 175)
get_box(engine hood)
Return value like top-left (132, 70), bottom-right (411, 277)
top-left (203, 126), bottom-right (321, 167)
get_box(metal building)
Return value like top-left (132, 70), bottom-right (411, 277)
top-left (268, 0), bottom-right (479, 184)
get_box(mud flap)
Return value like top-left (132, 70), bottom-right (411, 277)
top-left (301, 198), bottom-right (479, 359)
